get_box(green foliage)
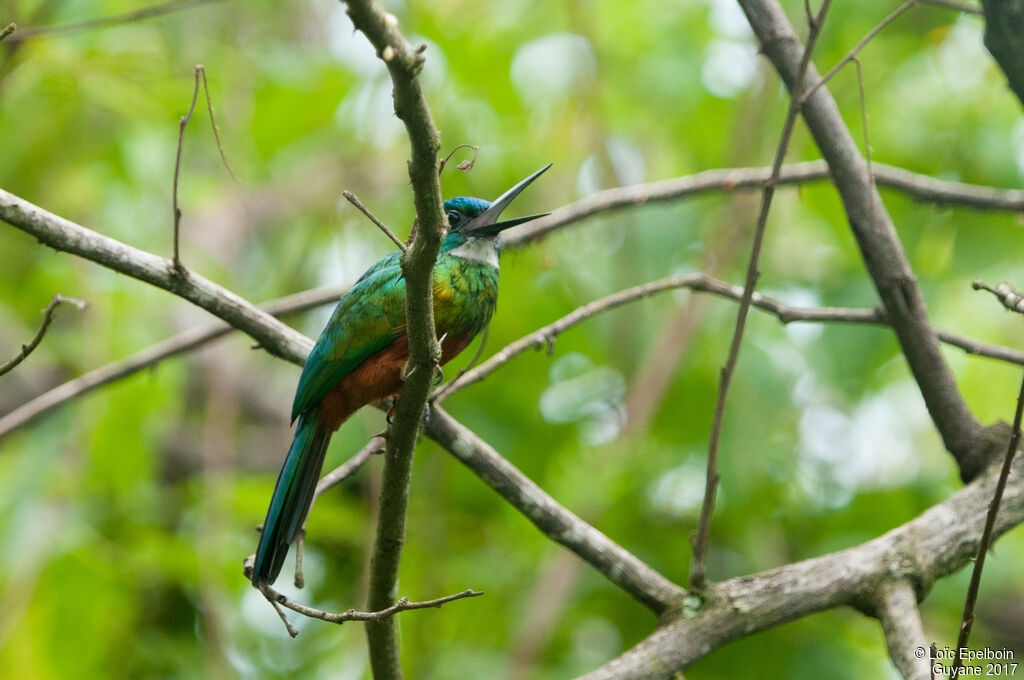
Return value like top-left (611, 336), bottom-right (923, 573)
top-left (2, 0), bottom-right (1023, 677)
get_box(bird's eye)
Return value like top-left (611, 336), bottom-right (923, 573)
top-left (446, 211), bottom-right (461, 227)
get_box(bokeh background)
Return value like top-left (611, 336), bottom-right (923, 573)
top-left (1, 0), bottom-right (1022, 677)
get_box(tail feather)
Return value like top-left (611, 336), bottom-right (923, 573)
top-left (252, 413), bottom-right (331, 587)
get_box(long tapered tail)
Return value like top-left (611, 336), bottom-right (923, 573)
top-left (252, 413), bottom-right (331, 587)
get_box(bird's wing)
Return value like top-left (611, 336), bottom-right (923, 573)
top-left (291, 252), bottom-right (406, 422)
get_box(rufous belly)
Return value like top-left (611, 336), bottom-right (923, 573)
top-left (317, 330), bottom-right (474, 432)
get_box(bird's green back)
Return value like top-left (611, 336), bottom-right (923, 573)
top-left (291, 234), bottom-right (500, 423)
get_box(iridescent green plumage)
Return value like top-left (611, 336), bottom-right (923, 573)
top-left (252, 166), bottom-right (550, 588)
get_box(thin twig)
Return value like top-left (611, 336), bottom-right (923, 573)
top-left (432, 273), bottom-right (875, 403)
top-left (261, 584), bottom-right (482, 631)
top-left (267, 596), bottom-right (299, 638)
top-left (313, 436), bottom-right (385, 501)
top-left (198, 66), bottom-right (239, 182)
top-left (0, 294), bottom-right (87, 377)
top-left (439, 143), bottom-right (478, 175)
top-left (4, 0), bottom-right (227, 42)
top-left (172, 67), bottom-right (202, 269)
top-left (743, 0), bottom-right (983, 477)
top-left (950, 372), bottom-right (1024, 677)
top-left (0, 23), bottom-right (15, 41)
top-left (805, 0), bottom-right (919, 100)
top-left (342, 191), bottom-right (407, 252)
top-left (854, 57), bottom-right (872, 179)
top-left (690, 0), bottom-right (833, 594)
top-left (973, 279), bottom-right (1024, 314)
top-left (451, 323), bottom-right (488, 381)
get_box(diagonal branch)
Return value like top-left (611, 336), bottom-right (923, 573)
top-left (423, 406), bottom-right (686, 614)
top-left (738, 0), bottom-right (986, 480)
top-left (0, 189), bottom-right (313, 364)
top-left (432, 273), bottom-right (1024, 405)
top-left (573, 450), bottom-right (1024, 679)
top-left (4, 0), bottom-right (228, 43)
top-left (503, 160), bottom-right (1024, 248)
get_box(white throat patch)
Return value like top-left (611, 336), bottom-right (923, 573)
top-left (449, 236), bottom-right (500, 268)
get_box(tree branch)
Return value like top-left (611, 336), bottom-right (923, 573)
top-left (0, 285), bottom-right (346, 440)
top-left (423, 406), bottom-right (687, 614)
top-left (574, 450), bottom-right (1024, 679)
top-left (951, 370), bottom-right (1024, 677)
top-left (313, 435), bottom-right (385, 502)
top-left (338, 2), bottom-right (444, 677)
top-left (0, 294), bottom-right (86, 377)
top-left (738, 0), bottom-right (986, 480)
top-left (973, 279), bottom-right (1024, 314)
top-left (248, 575), bottom-right (481, 638)
top-left (433, 273), bottom-right (1024, 405)
top-left (874, 579), bottom-right (929, 680)
top-left (0, 189), bottom-right (313, 364)
top-left (7, 273), bottom-right (1023, 444)
top-left (807, 0), bottom-right (919, 97)
top-left (692, 0), bottom-right (831, 592)
top-left (4, 0), bottom-right (228, 43)
top-left (503, 160), bottom-right (1024, 248)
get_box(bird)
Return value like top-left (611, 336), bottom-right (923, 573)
top-left (251, 164), bottom-right (551, 588)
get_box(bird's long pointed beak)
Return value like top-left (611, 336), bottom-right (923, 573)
top-left (464, 164), bottom-right (552, 236)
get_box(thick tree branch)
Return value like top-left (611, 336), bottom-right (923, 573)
top-left (423, 407), bottom-right (687, 614)
top-left (0, 189), bottom-right (313, 364)
top-left (738, 0), bottom-right (986, 480)
top-left (574, 450), bottom-right (1024, 679)
top-left (339, 2), bottom-right (444, 677)
top-left (503, 160), bottom-right (1024, 248)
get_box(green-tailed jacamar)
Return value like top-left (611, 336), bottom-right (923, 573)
top-left (252, 165), bottom-right (551, 587)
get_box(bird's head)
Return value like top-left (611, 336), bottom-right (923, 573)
top-left (442, 164), bottom-right (551, 256)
